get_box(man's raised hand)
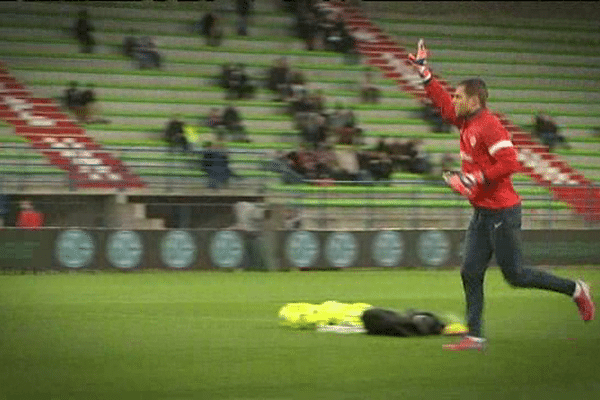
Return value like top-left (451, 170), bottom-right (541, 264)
top-left (408, 38), bottom-right (432, 83)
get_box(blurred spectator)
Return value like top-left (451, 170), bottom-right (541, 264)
top-left (0, 193), bottom-right (9, 228)
top-left (199, 140), bottom-right (236, 189)
top-left (223, 103), bottom-right (251, 142)
top-left (323, 10), bottom-right (344, 51)
top-left (219, 63), bottom-right (235, 90)
top-left (73, 9), bottom-right (95, 53)
top-left (164, 115), bottom-right (189, 152)
top-left (298, 9), bottom-right (318, 51)
top-left (532, 112), bottom-right (570, 151)
top-left (360, 70), bottom-right (381, 104)
top-left (136, 36), bottom-right (162, 69)
top-left (339, 25), bottom-right (358, 64)
top-left (236, 0), bottom-right (252, 36)
top-left (204, 107), bottom-right (227, 140)
top-left (198, 11), bottom-right (223, 46)
top-left (226, 64), bottom-right (255, 100)
top-left (267, 57), bottom-right (291, 101)
top-left (64, 81), bottom-right (84, 118)
top-left (267, 150), bottom-right (307, 184)
top-left (418, 99), bottom-right (451, 133)
top-left (122, 30), bottom-right (138, 58)
top-left (302, 113), bottom-right (328, 147)
top-left (16, 200), bottom-right (44, 230)
top-left (79, 83), bottom-right (97, 123)
top-left (405, 139), bottom-right (432, 174)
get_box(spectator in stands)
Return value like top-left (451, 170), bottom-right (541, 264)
top-left (136, 36), bottom-right (162, 69)
top-left (323, 10), bottom-right (344, 52)
top-left (267, 150), bottom-right (306, 184)
top-left (0, 193), bottom-right (9, 228)
top-left (359, 142), bottom-right (393, 181)
top-left (340, 25), bottom-right (359, 65)
top-left (122, 29), bottom-right (138, 58)
top-left (164, 115), bottom-right (189, 152)
top-left (418, 99), bottom-right (451, 133)
top-left (64, 81), bottom-right (83, 119)
top-left (219, 63), bottom-right (234, 90)
top-left (223, 103), bottom-right (251, 142)
top-left (199, 11), bottom-right (223, 46)
top-left (302, 113), bottom-right (328, 148)
top-left (298, 9), bottom-right (319, 51)
top-left (236, 0), bottom-right (252, 36)
top-left (79, 83), bottom-right (96, 123)
top-left (199, 140), bottom-right (235, 189)
top-left (405, 139), bottom-right (432, 174)
top-left (73, 9), bottom-right (95, 54)
top-left (532, 112), bottom-right (570, 151)
top-left (226, 64), bottom-right (255, 100)
top-left (204, 107), bottom-right (227, 140)
top-left (267, 57), bottom-right (291, 101)
top-left (360, 70), bottom-right (381, 104)
top-left (16, 200), bottom-right (44, 230)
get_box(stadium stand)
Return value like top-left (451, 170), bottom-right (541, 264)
top-left (0, 0), bottom-right (598, 227)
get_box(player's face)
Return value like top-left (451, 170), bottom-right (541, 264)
top-left (452, 85), bottom-right (477, 118)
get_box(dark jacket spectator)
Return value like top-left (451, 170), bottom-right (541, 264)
top-left (122, 31), bottom-right (138, 58)
top-left (164, 116), bottom-right (189, 152)
top-left (199, 12), bottom-right (223, 46)
top-left (136, 36), bottom-right (161, 69)
top-left (236, 0), bottom-right (252, 36)
top-left (533, 112), bottom-right (570, 151)
top-left (223, 104), bottom-right (250, 142)
top-left (200, 141), bottom-right (234, 188)
top-left (74, 10), bottom-right (95, 53)
top-left (64, 81), bottom-right (83, 115)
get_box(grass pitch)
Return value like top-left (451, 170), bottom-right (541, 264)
top-left (0, 268), bottom-right (598, 400)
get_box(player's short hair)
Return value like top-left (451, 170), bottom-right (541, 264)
top-left (459, 78), bottom-right (488, 108)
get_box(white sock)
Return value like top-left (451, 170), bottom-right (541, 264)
top-left (466, 335), bottom-right (486, 342)
top-left (572, 282), bottom-right (582, 299)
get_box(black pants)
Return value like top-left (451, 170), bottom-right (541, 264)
top-left (462, 204), bottom-right (576, 337)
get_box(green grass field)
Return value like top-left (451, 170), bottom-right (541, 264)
top-left (0, 268), bottom-right (598, 400)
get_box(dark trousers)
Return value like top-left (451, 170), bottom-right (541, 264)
top-left (461, 204), bottom-right (576, 338)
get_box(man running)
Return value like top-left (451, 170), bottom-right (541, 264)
top-left (407, 39), bottom-right (595, 350)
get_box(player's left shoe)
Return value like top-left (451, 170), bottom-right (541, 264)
top-left (442, 336), bottom-right (486, 351)
top-left (573, 280), bottom-right (595, 322)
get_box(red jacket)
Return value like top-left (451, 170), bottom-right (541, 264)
top-left (16, 210), bottom-right (44, 229)
top-left (425, 77), bottom-right (521, 209)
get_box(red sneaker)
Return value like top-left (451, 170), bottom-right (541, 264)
top-left (574, 280), bottom-right (595, 322)
top-left (443, 336), bottom-right (486, 351)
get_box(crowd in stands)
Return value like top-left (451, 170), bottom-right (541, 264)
top-left (286, 0), bottom-right (359, 64)
top-left (269, 137), bottom-right (432, 185)
top-left (64, 4), bottom-right (437, 190)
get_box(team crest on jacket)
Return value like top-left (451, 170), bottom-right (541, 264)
top-left (470, 135), bottom-right (476, 147)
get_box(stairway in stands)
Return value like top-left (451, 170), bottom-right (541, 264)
top-left (0, 62), bottom-right (144, 190)
top-left (328, 1), bottom-right (600, 222)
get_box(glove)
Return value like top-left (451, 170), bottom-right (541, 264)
top-left (443, 171), bottom-right (484, 198)
top-left (408, 38), bottom-right (432, 83)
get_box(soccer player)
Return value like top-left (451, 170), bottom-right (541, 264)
top-left (407, 39), bottom-right (595, 350)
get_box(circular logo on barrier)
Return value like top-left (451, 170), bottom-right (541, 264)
top-left (106, 230), bottom-right (143, 269)
top-left (210, 230), bottom-right (244, 268)
top-left (372, 231), bottom-right (404, 267)
top-left (56, 230), bottom-right (95, 268)
top-left (417, 230), bottom-right (450, 267)
top-left (160, 230), bottom-right (197, 269)
top-left (285, 231), bottom-right (319, 268)
top-left (325, 232), bottom-right (358, 268)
